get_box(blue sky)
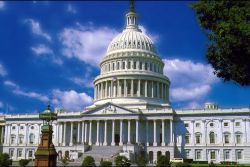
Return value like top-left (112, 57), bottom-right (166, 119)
top-left (0, 1), bottom-right (249, 114)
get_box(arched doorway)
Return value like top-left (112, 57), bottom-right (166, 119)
top-left (58, 151), bottom-right (62, 160)
top-left (157, 151), bottom-right (162, 160)
top-left (115, 134), bottom-right (120, 145)
top-left (165, 151), bottom-right (170, 162)
top-left (65, 151), bottom-right (69, 159)
top-left (148, 151), bottom-right (153, 164)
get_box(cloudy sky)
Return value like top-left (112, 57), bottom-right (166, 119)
top-left (0, 1), bottom-right (249, 113)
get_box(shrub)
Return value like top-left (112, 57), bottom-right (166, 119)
top-left (220, 161), bottom-right (237, 165)
top-left (100, 160), bottom-right (112, 167)
top-left (156, 155), bottom-right (170, 167)
top-left (183, 159), bottom-right (193, 163)
top-left (174, 163), bottom-right (191, 167)
top-left (0, 153), bottom-right (12, 167)
top-left (81, 156), bottom-right (96, 167)
top-left (60, 156), bottom-right (69, 167)
top-left (19, 159), bottom-right (30, 167)
top-left (209, 161), bottom-right (217, 167)
top-left (192, 161), bottom-right (208, 164)
top-left (115, 155), bottom-right (131, 167)
top-left (136, 154), bottom-right (146, 167)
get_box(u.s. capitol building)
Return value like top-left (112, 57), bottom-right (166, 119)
top-left (0, 2), bottom-right (250, 164)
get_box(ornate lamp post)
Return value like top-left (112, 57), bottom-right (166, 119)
top-left (34, 105), bottom-right (58, 167)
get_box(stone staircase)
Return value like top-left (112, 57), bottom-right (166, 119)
top-left (78, 146), bottom-right (122, 163)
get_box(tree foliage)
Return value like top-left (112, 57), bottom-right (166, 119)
top-left (60, 156), bottom-right (69, 167)
top-left (100, 159), bottom-right (112, 167)
top-left (0, 153), bottom-right (12, 167)
top-left (19, 159), bottom-right (30, 167)
top-left (192, 0), bottom-right (250, 85)
top-left (156, 155), bottom-right (170, 167)
top-left (115, 155), bottom-right (131, 167)
top-left (82, 156), bottom-right (96, 167)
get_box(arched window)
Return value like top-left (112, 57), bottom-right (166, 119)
top-left (11, 134), bottom-right (16, 144)
top-left (19, 134), bottom-right (24, 144)
top-left (223, 132), bottom-right (230, 144)
top-left (235, 132), bottom-right (242, 144)
top-left (209, 132), bottom-right (215, 144)
top-left (29, 133), bottom-right (35, 144)
top-left (195, 133), bottom-right (202, 144)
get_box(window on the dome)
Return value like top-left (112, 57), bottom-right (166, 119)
top-left (128, 62), bottom-right (131, 69)
top-left (150, 63), bottom-right (152, 71)
top-left (145, 63), bottom-right (148, 70)
top-left (139, 62), bottom-right (142, 70)
top-left (108, 64), bottom-right (110, 71)
top-left (122, 62), bottom-right (125, 69)
top-left (117, 62), bottom-right (120, 70)
top-left (138, 42), bottom-right (140, 45)
top-left (133, 61), bottom-right (136, 69)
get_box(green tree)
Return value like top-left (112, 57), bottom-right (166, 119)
top-left (60, 156), bottom-right (69, 167)
top-left (0, 153), bottom-right (12, 167)
top-left (192, 1), bottom-right (250, 86)
top-left (136, 154), bottom-right (146, 167)
top-left (156, 155), bottom-right (170, 167)
top-left (19, 159), bottom-right (30, 167)
top-left (81, 156), bottom-right (96, 167)
top-left (100, 160), bottom-right (112, 167)
top-left (115, 155), bottom-right (131, 167)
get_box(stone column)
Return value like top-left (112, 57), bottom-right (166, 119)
top-left (153, 120), bottom-right (157, 146)
top-left (146, 120), bottom-right (149, 146)
top-left (1, 126), bottom-right (4, 144)
top-left (161, 120), bottom-right (165, 146)
top-left (70, 122), bottom-right (74, 146)
top-left (100, 82), bottom-right (103, 99)
top-left (103, 120), bottom-right (107, 146)
top-left (63, 122), bottom-right (66, 146)
top-left (128, 120), bottom-right (131, 144)
top-left (136, 119), bottom-right (139, 143)
top-left (38, 124), bottom-right (41, 144)
top-left (202, 120), bottom-right (206, 145)
top-left (145, 80), bottom-right (148, 97)
top-left (84, 122), bottom-right (88, 143)
top-left (82, 121), bottom-right (85, 144)
top-left (111, 81), bottom-right (113, 97)
top-left (137, 80), bottom-right (141, 96)
top-left (16, 124), bottom-right (19, 144)
top-left (117, 80), bottom-right (120, 97)
top-left (244, 119), bottom-right (247, 143)
top-left (192, 120), bottom-right (195, 145)
top-left (4, 124), bottom-right (8, 144)
top-left (124, 79), bottom-right (127, 97)
top-left (89, 121), bottom-right (92, 145)
top-left (77, 122), bottom-right (81, 144)
top-left (25, 124), bottom-right (29, 145)
top-left (151, 81), bottom-right (154, 98)
top-left (170, 120), bottom-right (173, 144)
top-left (96, 120), bottom-right (100, 146)
top-left (119, 120), bottom-right (123, 146)
top-left (131, 79), bottom-right (134, 97)
top-left (111, 120), bottom-right (115, 146)
top-left (231, 120), bottom-right (235, 144)
top-left (219, 120), bottom-right (223, 144)
top-left (157, 82), bottom-right (160, 98)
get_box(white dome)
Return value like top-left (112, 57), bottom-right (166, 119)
top-left (107, 28), bottom-right (157, 54)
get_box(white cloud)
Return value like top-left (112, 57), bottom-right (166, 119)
top-left (163, 59), bottom-right (218, 105)
top-left (25, 19), bottom-right (52, 41)
top-left (31, 44), bottom-right (53, 55)
top-left (0, 63), bottom-right (7, 77)
top-left (59, 24), bottom-right (119, 67)
top-left (31, 44), bottom-right (63, 65)
top-left (4, 80), bottom-right (49, 102)
top-left (52, 89), bottom-right (93, 111)
top-left (70, 77), bottom-right (93, 88)
top-left (0, 1), bottom-right (5, 9)
top-left (67, 4), bottom-right (77, 14)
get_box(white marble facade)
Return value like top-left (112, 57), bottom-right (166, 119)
top-left (0, 1), bottom-right (250, 165)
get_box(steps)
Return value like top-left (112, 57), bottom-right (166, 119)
top-left (79, 146), bottom-right (122, 163)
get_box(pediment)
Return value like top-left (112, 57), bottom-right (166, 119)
top-left (83, 103), bottom-right (137, 115)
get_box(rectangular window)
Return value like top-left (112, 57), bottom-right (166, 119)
top-left (122, 62), bottom-right (125, 69)
top-left (28, 150), bottom-right (33, 158)
top-left (18, 149), bottom-right (22, 157)
top-left (236, 122), bottom-right (241, 127)
top-left (185, 150), bottom-right (190, 158)
top-left (224, 151), bottom-right (230, 160)
top-left (112, 63), bottom-right (115, 70)
top-left (236, 135), bottom-right (241, 144)
top-left (11, 136), bottom-right (15, 144)
top-left (133, 61), bottom-right (136, 69)
top-left (196, 135), bottom-right (201, 144)
top-left (150, 63), bottom-right (152, 71)
top-left (210, 151), bottom-right (216, 160)
top-left (236, 151), bottom-right (242, 160)
top-left (185, 135), bottom-right (190, 144)
top-left (117, 62), bottom-right (120, 70)
top-left (145, 63), bottom-right (148, 70)
top-left (196, 123), bottom-right (200, 128)
top-left (224, 135), bottom-right (230, 144)
top-left (185, 123), bottom-right (189, 128)
top-left (195, 150), bottom-right (201, 160)
top-left (224, 122), bottom-right (229, 127)
top-left (19, 136), bottom-right (24, 144)
top-left (139, 62), bottom-right (142, 70)
top-left (128, 61), bottom-right (131, 69)
top-left (9, 149), bottom-right (14, 158)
